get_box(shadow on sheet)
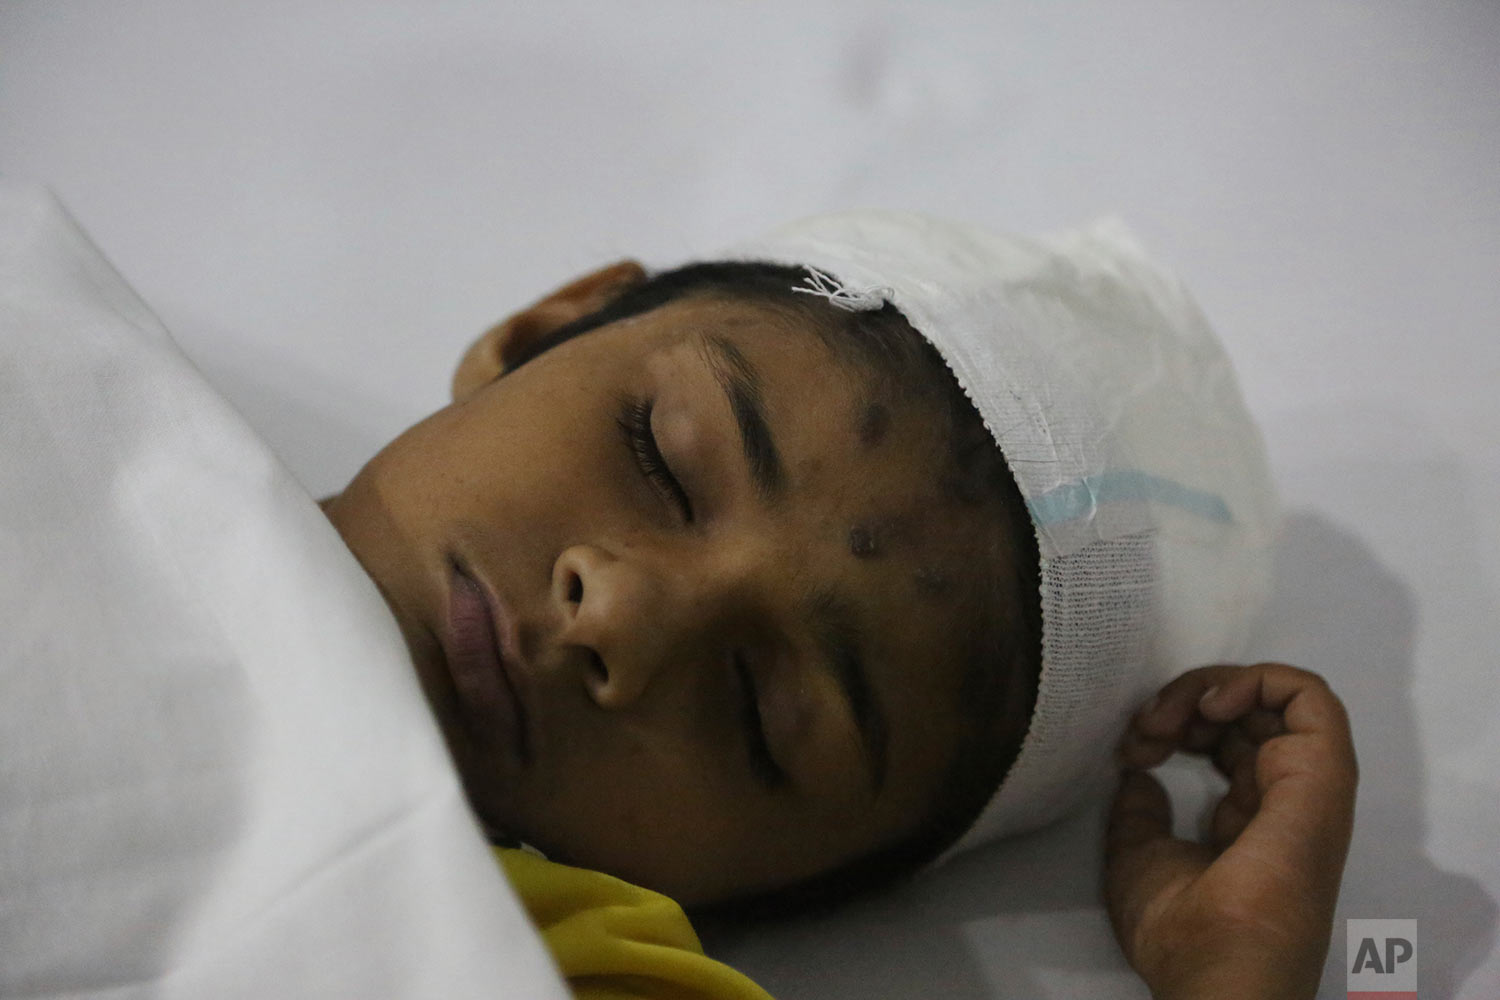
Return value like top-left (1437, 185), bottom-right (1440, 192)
top-left (1260, 512), bottom-right (1497, 999)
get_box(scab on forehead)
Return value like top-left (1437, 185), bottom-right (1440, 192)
top-left (856, 403), bottom-right (890, 449)
top-left (912, 567), bottom-right (952, 600)
top-left (846, 514), bottom-right (908, 560)
top-left (848, 524), bottom-right (879, 559)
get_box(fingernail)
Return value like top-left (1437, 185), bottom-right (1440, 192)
top-left (1138, 693), bottom-right (1160, 717)
top-left (1199, 685), bottom-right (1221, 708)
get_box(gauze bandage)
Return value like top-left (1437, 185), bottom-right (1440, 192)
top-left (726, 212), bottom-right (1278, 852)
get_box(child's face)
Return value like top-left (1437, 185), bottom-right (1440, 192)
top-left (325, 266), bottom-right (1002, 905)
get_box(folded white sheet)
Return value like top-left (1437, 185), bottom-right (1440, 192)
top-left (0, 181), bottom-right (569, 1000)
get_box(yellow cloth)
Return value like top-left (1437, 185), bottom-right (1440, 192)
top-left (497, 848), bottom-right (775, 1000)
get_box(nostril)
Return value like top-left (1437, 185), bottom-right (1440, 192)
top-left (567, 571), bottom-right (583, 605)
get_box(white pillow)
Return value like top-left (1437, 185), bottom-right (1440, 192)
top-left (0, 180), bottom-right (569, 1000)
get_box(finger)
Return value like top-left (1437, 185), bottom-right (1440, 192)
top-left (1216, 666), bottom-right (1358, 898)
top-left (1120, 666), bottom-right (1248, 768)
top-left (1130, 666), bottom-right (1241, 739)
top-left (1252, 729), bottom-right (1358, 864)
top-left (1234, 665), bottom-right (1357, 794)
top-left (1193, 664), bottom-right (1355, 792)
top-left (1239, 707), bottom-right (1285, 745)
top-left (1123, 663), bottom-right (1353, 777)
top-left (1200, 662), bottom-right (1355, 813)
top-left (1210, 794), bottom-right (1252, 848)
top-left (1227, 752), bottom-right (1261, 816)
top-left (1183, 717), bottom-right (1223, 754)
top-left (1125, 702), bottom-right (1278, 773)
top-left (1209, 753), bottom-right (1260, 848)
top-left (1211, 725), bottom-right (1258, 780)
top-left (1106, 768), bottom-right (1173, 856)
top-left (1103, 771), bottom-right (1214, 961)
top-left (1198, 662), bottom-right (1353, 746)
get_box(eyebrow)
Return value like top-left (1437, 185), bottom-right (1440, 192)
top-left (698, 334), bottom-right (785, 500)
top-left (807, 588), bottom-right (888, 794)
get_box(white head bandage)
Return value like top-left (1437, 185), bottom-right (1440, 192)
top-left (726, 211), bottom-right (1278, 852)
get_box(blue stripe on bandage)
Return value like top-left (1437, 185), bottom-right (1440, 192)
top-left (1027, 470), bottom-right (1232, 526)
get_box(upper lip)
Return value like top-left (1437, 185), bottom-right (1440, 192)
top-left (448, 556), bottom-right (532, 764)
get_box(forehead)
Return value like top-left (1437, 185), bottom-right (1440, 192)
top-left (644, 294), bottom-right (984, 572)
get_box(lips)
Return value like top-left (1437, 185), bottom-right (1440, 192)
top-left (442, 559), bottom-right (529, 765)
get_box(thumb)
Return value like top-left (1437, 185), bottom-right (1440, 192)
top-left (1103, 771), bottom-right (1213, 964)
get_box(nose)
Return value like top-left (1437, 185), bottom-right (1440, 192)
top-left (551, 543), bottom-right (722, 709)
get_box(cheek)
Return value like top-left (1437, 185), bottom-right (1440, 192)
top-left (522, 744), bottom-right (757, 885)
top-left (368, 404), bottom-right (521, 521)
top-left (439, 402), bottom-right (614, 532)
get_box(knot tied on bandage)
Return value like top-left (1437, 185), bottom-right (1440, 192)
top-left (791, 266), bottom-right (893, 312)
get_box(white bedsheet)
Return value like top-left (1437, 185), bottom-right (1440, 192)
top-left (2, 3), bottom-right (1496, 997)
top-left (0, 183), bottom-right (569, 1000)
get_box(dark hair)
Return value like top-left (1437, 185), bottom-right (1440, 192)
top-left (511, 261), bottom-right (1042, 920)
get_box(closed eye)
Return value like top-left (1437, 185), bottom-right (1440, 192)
top-left (734, 653), bottom-right (786, 789)
top-left (617, 397), bottom-right (694, 522)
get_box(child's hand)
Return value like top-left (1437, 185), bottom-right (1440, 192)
top-left (1104, 664), bottom-right (1357, 1000)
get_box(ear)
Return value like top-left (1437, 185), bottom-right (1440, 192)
top-left (452, 260), bottom-right (648, 402)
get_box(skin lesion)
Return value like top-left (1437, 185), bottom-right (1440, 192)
top-left (847, 524), bottom-right (879, 559)
top-left (856, 402), bottom-right (891, 449)
top-left (911, 567), bottom-right (952, 600)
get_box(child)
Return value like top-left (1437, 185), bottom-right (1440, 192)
top-left (321, 211), bottom-right (1358, 999)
